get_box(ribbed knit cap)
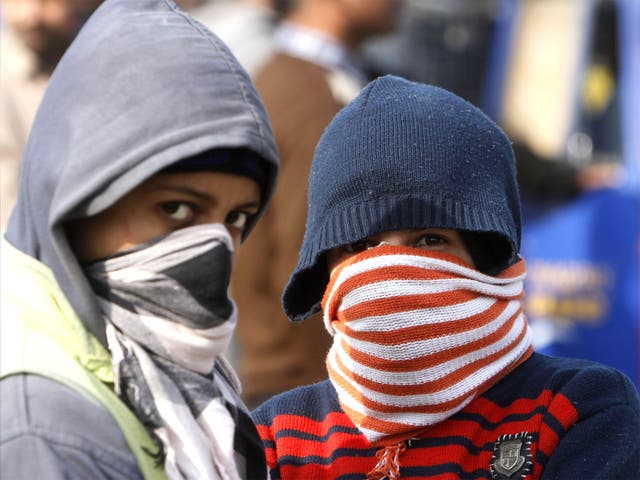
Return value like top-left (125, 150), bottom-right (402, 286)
top-left (283, 75), bottom-right (521, 321)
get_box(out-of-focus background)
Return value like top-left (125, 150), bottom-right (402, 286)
top-left (2, 0), bottom-right (637, 402)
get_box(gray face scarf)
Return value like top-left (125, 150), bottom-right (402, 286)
top-left (84, 223), bottom-right (258, 480)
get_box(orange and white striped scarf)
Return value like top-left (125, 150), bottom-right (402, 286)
top-left (322, 245), bottom-right (533, 450)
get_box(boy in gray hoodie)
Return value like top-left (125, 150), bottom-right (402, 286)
top-left (0, 1), bottom-right (278, 478)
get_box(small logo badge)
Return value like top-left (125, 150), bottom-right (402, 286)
top-left (490, 432), bottom-right (533, 479)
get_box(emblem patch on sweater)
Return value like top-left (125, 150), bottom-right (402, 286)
top-left (490, 432), bottom-right (533, 479)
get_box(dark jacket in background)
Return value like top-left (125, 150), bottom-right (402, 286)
top-left (233, 52), bottom-right (354, 405)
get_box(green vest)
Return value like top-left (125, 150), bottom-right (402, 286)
top-left (0, 239), bottom-right (167, 480)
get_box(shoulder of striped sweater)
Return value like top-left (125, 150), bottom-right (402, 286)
top-left (252, 380), bottom-right (338, 425)
top-left (488, 352), bottom-right (640, 415)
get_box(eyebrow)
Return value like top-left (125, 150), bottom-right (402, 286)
top-left (155, 185), bottom-right (261, 211)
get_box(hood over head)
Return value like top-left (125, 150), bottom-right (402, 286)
top-left (282, 75), bottom-right (520, 321)
top-left (5, 0), bottom-right (279, 345)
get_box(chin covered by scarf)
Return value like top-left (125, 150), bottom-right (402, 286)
top-left (322, 245), bottom-right (533, 478)
top-left (84, 223), bottom-right (250, 480)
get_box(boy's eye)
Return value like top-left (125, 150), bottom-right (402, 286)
top-left (161, 202), bottom-right (194, 222)
top-left (343, 239), bottom-right (376, 253)
top-left (415, 234), bottom-right (447, 248)
top-left (226, 211), bottom-right (250, 231)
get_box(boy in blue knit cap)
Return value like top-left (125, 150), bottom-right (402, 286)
top-left (1, 1), bottom-right (279, 478)
top-left (252, 75), bottom-right (640, 480)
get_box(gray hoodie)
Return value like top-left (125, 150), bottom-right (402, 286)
top-left (6, 0), bottom-right (278, 346)
top-left (2, 0), bottom-right (278, 477)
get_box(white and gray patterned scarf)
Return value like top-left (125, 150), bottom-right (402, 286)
top-left (84, 224), bottom-right (263, 480)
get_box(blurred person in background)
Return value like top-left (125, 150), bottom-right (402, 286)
top-left (232, 0), bottom-right (401, 408)
top-left (0, 0), bottom-right (102, 230)
top-left (182, 0), bottom-right (283, 76)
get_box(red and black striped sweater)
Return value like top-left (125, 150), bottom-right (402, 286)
top-left (253, 352), bottom-right (640, 479)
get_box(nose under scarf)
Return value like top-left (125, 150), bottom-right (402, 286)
top-left (84, 224), bottom-right (255, 480)
top-left (322, 245), bottom-right (533, 479)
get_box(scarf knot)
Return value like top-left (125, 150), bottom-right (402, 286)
top-left (367, 441), bottom-right (407, 480)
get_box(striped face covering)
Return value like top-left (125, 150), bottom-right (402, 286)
top-left (322, 245), bottom-right (533, 452)
top-left (85, 224), bottom-right (257, 480)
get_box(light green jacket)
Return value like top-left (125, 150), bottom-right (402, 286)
top-left (0, 239), bottom-right (167, 480)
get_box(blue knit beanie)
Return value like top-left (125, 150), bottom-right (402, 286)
top-left (283, 75), bottom-right (521, 321)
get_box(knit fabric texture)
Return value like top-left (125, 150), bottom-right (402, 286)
top-left (282, 75), bottom-right (521, 321)
top-left (322, 246), bottom-right (533, 446)
top-left (253, 353), bottom-right (640, 480)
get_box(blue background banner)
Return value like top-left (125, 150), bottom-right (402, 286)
top-left (522, 189), bottom-right (639, 387)
top-left (489, 0), bottom-right (639, 390)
